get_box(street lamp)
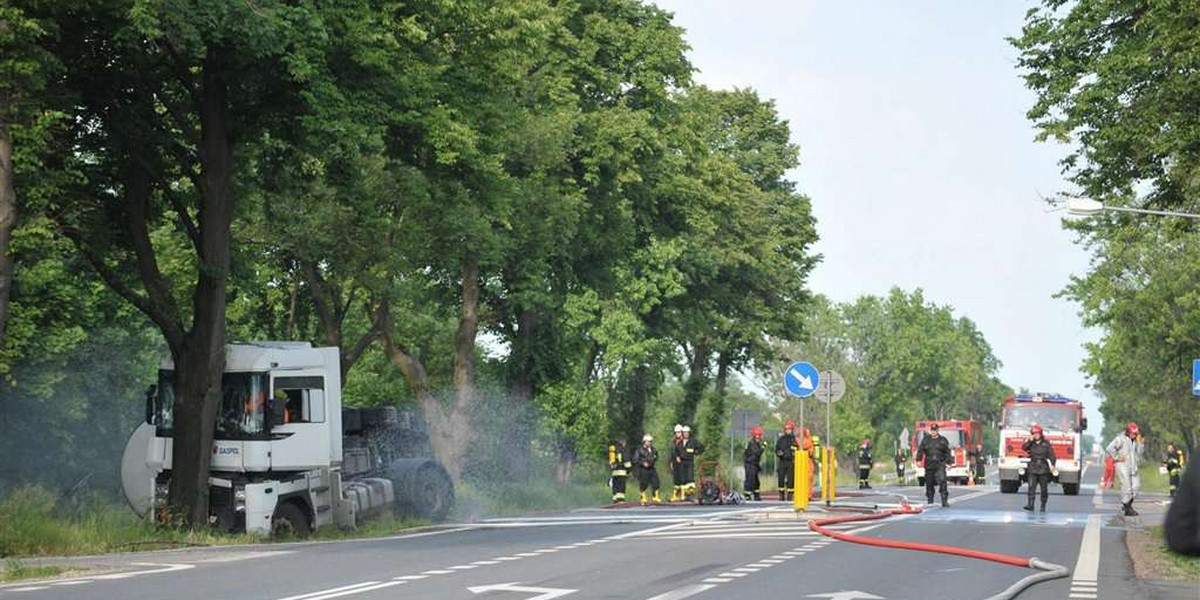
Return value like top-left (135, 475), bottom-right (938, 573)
top-left (1066, 197), bottom-right (1200, 219)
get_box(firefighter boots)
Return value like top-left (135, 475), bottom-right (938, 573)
top-left (652, 490), bottom-right (662, 505)
top-left (639, 491), bottom-right (648, 506)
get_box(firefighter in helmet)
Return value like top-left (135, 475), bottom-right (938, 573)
top-left (670, 424), bottom-right (685, 501)
top-left (895, 445), bottom-right (907, 482)
top-left (858, 439), bottom-right (873, 489)
top-left (1022, 424), bottom-right (1056, 512)
top-left (608, 439), bottom-right (633, 503)
top-left (744, 426), bottom-right (767, 501)
top-left (635, 434), bottom-right (662, 506)
top-left (916, 423), bottom-right (952, 507)
top-left (775, 421), bottom-right (798, 501)
top-left (677, 425), bottom-right (704, 500)
top-left (1106, 422), bottom-right (1143, 516)
top-left (1164, 442), bottom-right (1185, 498)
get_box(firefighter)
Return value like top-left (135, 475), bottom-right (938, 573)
top-left (1022, 425), bottom-right (1056, 512)
top-left (744, 426), bottom-right (767, 501)
top-left (775, 421), bottom-right (798, 501)
top-left (635, 434), bottom-right (662, 506)
top-left (968, 443), bottom-right (987, 485)
top-left (858, 439), bottom-right (873, 489)
top-left (670, 424), bottom-right (685, 501)
top-left (1164, 442), bottom-right (1185, 498)
top-left (1106, 422), bottom-right (1143, 516)
top-left (916, 423), bottom-right (952, 507)
top-left (608, 439), bottom-right (632, 504)
top-left (678, 425), bottom-right (704, 500)
top-left (895, 446), bottom-right (907, 482)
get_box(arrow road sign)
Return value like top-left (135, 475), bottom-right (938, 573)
top-left (806, 592), bottom-right (885, 600)
top-left (469, 582), bottom-right (576, 600)
top-left (817, 370), bottom-right (846, 404)
top-left (1193, 359), bottom-right (1200, 396)
top-left (784, 361), bottom-right (819, 398)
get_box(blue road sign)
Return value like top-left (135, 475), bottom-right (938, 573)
top-left (1193, 359), bottom-right (1200, 396)
top-left (784, 361), bottom-right (819, 398)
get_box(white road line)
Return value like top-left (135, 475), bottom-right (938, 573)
top-left (607, 520), bottom-right (695, 540)
top-left (302, 581), bottom-right (405, 600)
top-left (746, 563), bottom-right (773, 568)
top-left (471, 561), bottom-right (500, 566)
top-left (733, 567), bottom-right (760, 573)
top-left (760, 559), bottom-right (785, 564)
top-left (275, 581), bottom-right (383, 600)
top-left (516, 553), bottom-right (540, 557)
top-left (718, 572), bottom-right (748, 578)
top-left (644, 583), bottom-right (716, 600)
top-left (554, 545), bottom-right (577, 550)
top-left (1068, 594), bottom-right (1097, 599)
top-left (1093, 485), bottom-right (1104, 507)
top-left (533, 549), bottom-right (559, 554)
top-left (494, 556), bottom-right (522, 561)
top-left (1073, 514), bottom-right (1103, 581)
top-left (421, 570), bottom-right (454, 575)
top-left (703, 578), bottom-right (733, 583)
top-left (645, 533), bottom-right (818, 540)
top-left (53, 581), bottom-right (91, 586)
top-left (9, 587), bottom-right (49, 592)
top-left (393, 575), bottom-right (429, 581)
top-left (448, 565), bottom-right (477, 570)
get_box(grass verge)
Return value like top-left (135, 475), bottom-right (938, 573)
top-left (1128, 525), bottom-right (1200, 582)
top-left (1, 559), bottom-right (76, 583)
top-left (452, 479), bottom-right (609, 520)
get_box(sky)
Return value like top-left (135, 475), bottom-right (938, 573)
top-left (651, 1), bottom-right (1104, 433)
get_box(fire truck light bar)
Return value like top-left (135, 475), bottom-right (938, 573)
top-left (1012, 394), bottom-right (1075, 403)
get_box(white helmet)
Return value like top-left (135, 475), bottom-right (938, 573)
top-left (674, 424), bottom-right (683, 433)
top-left (682, 425), bottom-right (691, 433)
top-left (643, 434), bottom-right (654, 443)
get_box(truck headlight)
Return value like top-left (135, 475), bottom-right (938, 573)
top-left (235, 489), bottom-right (246, 512)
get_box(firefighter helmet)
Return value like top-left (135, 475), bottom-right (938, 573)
top-left (682, 425), bottom-right (691, 434)
top-left (643, 434), bottom-right (653, 442)
top-left (674, 424), bottom-right (683, 434)
top-left (1031, 424), bottom-right (1043, 435)
top-left (1126, 422), bottom-right (1139, 435)
top-left (785, 420), bottom-right (795, 431)
top-left (862, 438), bottom-right (871, 446)
top-left (751, 426), bottom-right (764, 437)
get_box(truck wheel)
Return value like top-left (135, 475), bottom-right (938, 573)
top-left (272, 501), bottom-right (311, 539)
top-left (410, 463), bottom-right (454, 522)
top-left (999, 480), bottom-right (1019, 494)
top-left (1062, 483), bottom-right (1079, 496)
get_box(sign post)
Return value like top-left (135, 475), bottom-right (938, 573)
top-left (816, 370), bottom-right (845, 464)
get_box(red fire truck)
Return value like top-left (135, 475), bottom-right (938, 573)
top-left (912, 419), bottom-right (983, 486)
top-left (997, 393), bottom-right (1087, 495)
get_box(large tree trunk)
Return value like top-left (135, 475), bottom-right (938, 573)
top-left (380, 328), bottom-right (466, 480)
top-left (447, 254), bottom-right (481, 478)
top-left (504, 307), bottom-right (538, 481)
top-left (0, 123), bottom-right (17, 351)
top-left (168, 48), bottom-right (236, 527)
top-left (677, 338), bottom-right (710, 426)
top-left (611, 363), bottom-right (651, 448)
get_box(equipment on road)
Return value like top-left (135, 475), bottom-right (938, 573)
top-left (121, 343), bottom-right (454, 536)
top-left (911, 419), bottom-right (981, 486)
top-left (998, 394), bottom-right (1086, 496)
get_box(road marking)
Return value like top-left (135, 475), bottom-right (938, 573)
top-left (554, 545), bottom-right (577, 550)
top-left (533, 548), bottom-right (559, 553)
top-left (747, 562), bottom-right (773, 567)
top-left (516, 552), bottom-right (540, 557)
top-left (1068, 595), bottom-right (1097, 599)
top-left (762, 559), bottom-right (786, 563)
top-left (9, 587), bottom-right (49, 592)
top-left (393, 575), bottom-right (429, 581)
top-left (472, 560), bottom-right (501, 566)
top-left (275, 581), bottom-right (385, 600)
top-left (495, 556), bottom-right (522, 561)
top-left (53, 581), bottom-right (91, 586)
top-left (304, 581), bottom-right (405, 600)
top-left (422, 569), bottom-right (455, 575)
top-left (644, 583), bottom-right (716, 600)
top-left (1073, 514), bottom-right (1102, 581)
top-left (449, 565), bottom-right (478, 570)
top-left (718, 572), bottom-right (748, 578)
top-left (1092, 485), bottom-right (1103, 507)
top-left (733, 567), bottom-right (760, 573)
top-left (703, 578), bottom-right (733, 583)
top-left (468, 582), bottom-right (576, 599)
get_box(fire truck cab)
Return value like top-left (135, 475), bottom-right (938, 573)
top-left (997, 393), bottom-right (1087, 496)
top-left (911, 419), bottom-right (982, 486)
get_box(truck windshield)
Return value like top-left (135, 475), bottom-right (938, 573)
top-left (1004, 405), bottom-right (1077, 431)
top-left (155, 370), bottom-right (270, 439)
top-left (917, 430), bottom-right (964, 449)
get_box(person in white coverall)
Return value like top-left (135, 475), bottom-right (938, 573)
top-left (1106, 422), bottom-right (1143, 517)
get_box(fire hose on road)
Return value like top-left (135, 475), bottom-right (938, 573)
top-left (808, 503), bottom-right (1071, 600)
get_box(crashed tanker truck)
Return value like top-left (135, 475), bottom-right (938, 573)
top-left (121, 342), bottom-right (454, 536)
top-left (997, 393), bottom-right (1087, 496)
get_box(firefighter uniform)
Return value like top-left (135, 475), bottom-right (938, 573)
top-left (917, 427), bottom-right (952, 507)
top-left (634, 436), bottom-right (662, 505)
top-left (895, 448), bottom-right (907, 481)
top-left (608, 441), bottom-right (633, 503)
top-left (1164, 444), bottom-right (1185, 498)
top-left (1022, 430), bottom-right (1056, 512)
top-left (858, 441), bottom-right (873, 489)
top-left (775, 426), bottom-right (798, 501)
top-left (743, 429), bottom-right (766, 500)
top-left (670, 425), bottom-right (685, 501)
top-left (677, 428), bottom-right (704, 500)
top-left (968, 445), bottom-right (987, 485)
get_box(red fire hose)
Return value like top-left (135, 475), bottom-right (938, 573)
top-left (808, 501), bottom-right (1070, 600)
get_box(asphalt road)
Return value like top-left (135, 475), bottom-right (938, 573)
top-left (2, 466), bottom-right (1191, 600)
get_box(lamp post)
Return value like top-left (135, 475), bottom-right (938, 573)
top-left (1066, 197), bottom-right (1200, 219)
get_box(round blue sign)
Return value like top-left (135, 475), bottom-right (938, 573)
top-left (783, 361), bottom-right (819, 398)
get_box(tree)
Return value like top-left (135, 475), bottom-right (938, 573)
top-left (1013, 1), bottom-right (1200, 211)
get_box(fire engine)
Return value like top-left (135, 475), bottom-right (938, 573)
top-left (911, 419), bottom-right (982, 486)
top-left (997, 393), bottom-right (1087, 495)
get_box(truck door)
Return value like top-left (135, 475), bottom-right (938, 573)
top-left (269, 374), bottom-right (331, 470)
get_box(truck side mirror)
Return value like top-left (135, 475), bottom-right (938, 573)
top-left (267, 397), bottom-right (288, 430)
top-left (144, 385), bottom-right (158, 425)
top-left (1080, 417), bottom-right (1088, 431)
